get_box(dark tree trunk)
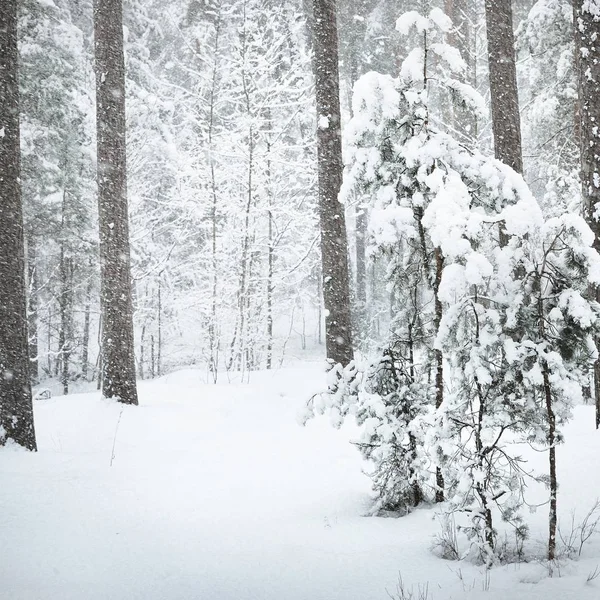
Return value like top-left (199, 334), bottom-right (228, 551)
top-left (434, 248), bottom-right (445, 503)
top-left (311, 0), bottom-right (354, 367)
top-left (81, 276), bottom-right (93, 381)
top-left (93, 0), bottom-right (138, 404)
top-left (485, 0), bottom-right (523, 174)
top-left (543, 365), bottom-right (557, 561)
top-left (574, 0), bottom-right (600, 429)
top-left (58, 190), bottom-right (74, 396)
top-left (0, 0), bottom-right (37, 450)
top-left (58, 251), bottom-right (73, 396)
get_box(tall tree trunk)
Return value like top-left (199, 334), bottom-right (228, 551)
top-left (0, 0), bottom-right (37, 450)
top-left (206, 10), bottom-right (222, 383)
top-left (228, 0), bottom-right (254, 374)
top-left (93, 0), bottom-right (138, 404)
top-left (311, 0), bottom-right (354, 367)
top-left (265, 123), bottom-right (274, 371)
top-left (485, 0), bottom-right (523, 174)
top-left (58, 190), bottom-right (73, 396)
top-left (574, 0), bottom-right (600, 429)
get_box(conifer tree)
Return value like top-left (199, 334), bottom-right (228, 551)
top-left (0, 0), bottom-right (37, 450)
top-left (485, 0), bottom-right (523, 174)
top-left (311, 0), bottom-right (354, 366)
top-left (93, 0), bottom-right (138, 403)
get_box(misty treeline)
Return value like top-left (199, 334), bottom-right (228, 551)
top-left (2, 0), bottom-right (600, 567)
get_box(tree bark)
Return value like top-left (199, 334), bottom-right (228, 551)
top-left (81, 276), bottom-right (93, 381)
top-left (434, 248), bottom-right (445, 503)
top-left (93, 0), bottom-right (138, 404)
top-left (58, 190), bottom-right (74, 396)
top-left (485, 0), bottom-right (523, 174)
top-left (311, 0), bottom-right (354, 367)
top-left (543, 365), bottom-right (557, 561)
top-left (574, 0), bottom-right (600, 429)
top-left (0, 0), bottom-right (37, 450)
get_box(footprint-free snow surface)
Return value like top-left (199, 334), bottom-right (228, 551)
top-left (2, 364), bottom-right (600, 600)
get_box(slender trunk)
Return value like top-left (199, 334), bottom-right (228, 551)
top-left (407, 322), bottom-right (422, 507)
top-left (231, 133), bottom-right (253, 372)
top-left (537, 281), bottom-right (557, 561)
top-left (474, 308), bottom-right (494, 554)
top-left (59, 254), bottom-right (73, 396)
top-left (206, 12), bottom-right (221, 382)
top-left (0, 0), bottom-right (37, 450)
top-left (228, 0), bottom-right (254, 373)
top-left (47, 306), bottom-right (53, 376)
top-left (93, 0), bottom-right (138, 404)
top-left (59, 190), bottom-right (71, 395)
top-left (355, 207), bottom-right (367, 340)
top-left (543, 365), bottom-right (557, 561)
top-left (139, 323), bottom-right (146, 380)
top-left (81, 277), bottom-right (92, 381)
top-left (434, 248), bottom-right (445, 503)
top-left (265, 109), bottom-right (274, 370)
top-left (26, 238), bottom-right (39, 384)
top-left (311, 0), bottom-right (354, 366)
top-left (150, 334), bottom-right (155, 378)
top-left (157, 279), bottom-right (162, 377)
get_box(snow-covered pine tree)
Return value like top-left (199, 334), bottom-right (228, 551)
top-left (304, 9), bottom-right (600, 565)
top-left (506, 215), bottom-right (600, 561)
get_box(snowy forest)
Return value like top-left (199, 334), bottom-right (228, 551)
top-left (2, 0), bottom-right (600, 598)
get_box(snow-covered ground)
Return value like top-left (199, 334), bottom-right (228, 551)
top-left (1, 364), bottom-right (599, 600)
